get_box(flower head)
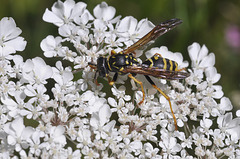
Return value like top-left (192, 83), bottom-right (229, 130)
top-left (0, 1), bottom-right (239, 158)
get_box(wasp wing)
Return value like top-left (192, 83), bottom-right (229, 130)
top-left (122, 65), bottom-right (190, 80)
top-left (122, 18), bottom-right (182, 55)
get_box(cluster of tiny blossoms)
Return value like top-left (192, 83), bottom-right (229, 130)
top-left (1, 0), bottom-right (240, 158)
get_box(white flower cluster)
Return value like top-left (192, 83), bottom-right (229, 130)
top-left (1, 0), bottom-right (240, 158)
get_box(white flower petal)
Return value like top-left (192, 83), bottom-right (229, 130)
top-left (199, 53), bottom-right (215, 68)
top-left (198, 44), bottom-right (209, 62)
top-left (136, 18), bottom-right (154, 38)
top-left (103, 120), bottom-right (116, 133)
top-left (7, 135), bottom-right (17, 145)
top-left (4, 37), bottom-right (26, 52)
top-left (108, 97), bottom-right (117, 107)
top-left (93, 2), bottom-right (116, 21)
top-left (42, 9), bottom-right (64, 26)
top-left (99, 104), bottom-right (111, 126)
top-left (0, 17), bottom-right (22, 40)
top-left (62, 0), bottom-right (75, 19)
top-left (219, 97), bottom-right (233, 111)
top-left (12, 118), bottom-right (24, 137)
top-left (90, 113), bottom-right (99, 129)
top-left (117, 16), bottom-right (137, 33)
top-left (188, 42), bottom-right (200, 64)
top-left (32, 57), bottom-right (53, 80)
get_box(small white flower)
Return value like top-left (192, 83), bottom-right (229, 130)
top-left (144, 142), bottom-right (160, 159)
top-left (90, 104), bottom-right (116, 139)
top-left (199, 118), bottom-right (213, 136)
top-left (111, 85), bottom-right (131, 101)
top-left (93, 2), bottom-right (118, 22)
top-left (212, 129), bottom-right (225, 147)
top-left (40, 35), bottom-right (63, 58)
top-left (0, 17), bottom-right (26, 57)
top-left (1, 92), bottom-right (26, 117)
top-left (159, 136), bottom-right (182, 157)
top-left (205, 67), bottom-right (221, 86)
top-left (3, 117), bottom-right (34, 152)
top-left (22, 57), bottom-right (53, 85)
top-left (188, 42), bottom-right (215, 69)
top-left (117, 17), bottom-right (154, 55)
top-left (52, 61), bottom-right (74, 86)
top-left (76, 128), bottom-right (92, 148)
top-left (217, 112), bottom-right (240, 139)
top-left (218, 97), bottom-right (233, 114)
top-left (195, 146), bottom-right (205, 157)
top-left (142, 125), bottom-right (158, 141)
top-left (27, 131), bottom-right (45, 156)
top-left (48, 125), bottom-right (66, 146)
top-left (43, 0), bottom-right (88, 26)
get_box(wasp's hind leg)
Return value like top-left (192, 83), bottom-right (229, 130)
top-left (128, 74), bottom-right (145, 106)
top-left (144, 75), bottom-right (178, 130)
top-left (108, 73), bottom-right (118, 86)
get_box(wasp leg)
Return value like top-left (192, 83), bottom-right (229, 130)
top-left (176, 67), bottom-right (186, 72)
top-left (108, 73), bottom-right (118, 86)
top-left (144, 75), bottom-right (178, 130)
top-left (128, 74), bottom-right (145, 105)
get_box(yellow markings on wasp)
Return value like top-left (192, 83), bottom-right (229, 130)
top-left (148, 58), bottom-right (154, 68)
top-left (174, 62), bottom-right (178, 71)
top-left (169, 60), bottom-right (173, 71)
top-left (125, 61), bottom-right (129, 65)
top-left (163, 58), bottom-right (167, 70)
top-left (125, 55), bottom-right (128, 58)
top-left (107, 62), bottom-right (112, 71)
top-left (107, 57), bottom-right (112, 71)
top-left (154, 55), bottom-right (159, 60)
top-left (119, 67), bottom-right (124, 71)
top-left (111, 50), bottom-right (117, 55)
top-left (133, 58), bottom-right (138, 62)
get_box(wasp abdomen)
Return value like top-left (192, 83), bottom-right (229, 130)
top-left (142, 54), bottom-right (178, 71)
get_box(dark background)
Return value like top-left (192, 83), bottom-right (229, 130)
top-left (1, 0), bottom-right (240, 111)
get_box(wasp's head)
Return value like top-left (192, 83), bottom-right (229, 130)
top-left (96, 56), bottom-right (109, 77)
top-left (88, 56), bottom-right (109, 79)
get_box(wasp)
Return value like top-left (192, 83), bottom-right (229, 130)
top-left (88, 18), bottom-right (190, 130)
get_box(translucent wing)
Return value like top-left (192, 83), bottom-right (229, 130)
top-left (122, 65), bottom-right (190, 80)
top-left (122, 18), bottom-right (182, 54)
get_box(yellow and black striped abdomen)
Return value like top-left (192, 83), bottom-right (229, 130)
top-left (142, 54), bottom-right (178, 71)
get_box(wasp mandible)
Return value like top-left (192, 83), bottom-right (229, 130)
top-left (88, 18), bottom-right (190, 130)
